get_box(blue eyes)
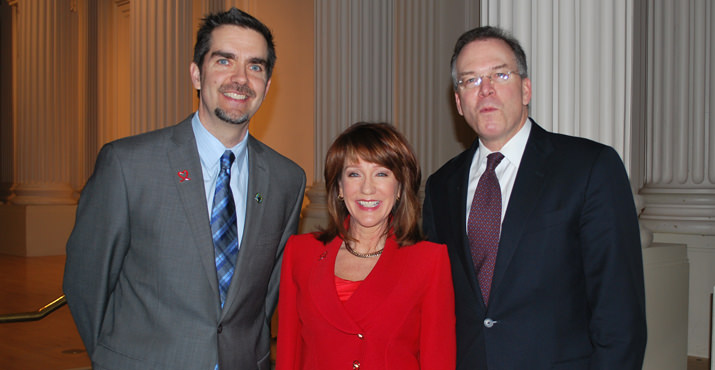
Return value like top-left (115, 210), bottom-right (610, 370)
top-left (215, 59), bottom-right (264, 73)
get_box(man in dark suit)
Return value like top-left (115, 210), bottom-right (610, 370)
top-left (422, 26), bottom-right (647, 369)
top-left (63, 8), bottom-right (305, 370)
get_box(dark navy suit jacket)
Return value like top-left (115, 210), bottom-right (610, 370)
top-left (423, 120), bottom-right (647, 370)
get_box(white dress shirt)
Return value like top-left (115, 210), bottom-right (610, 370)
top-left (465, 118), bottom-right (532, 228)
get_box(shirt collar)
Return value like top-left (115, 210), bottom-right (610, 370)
top-left (477, 117), bottom-right (532, 169)
top-left (191, 112), bottom-right (248, 170)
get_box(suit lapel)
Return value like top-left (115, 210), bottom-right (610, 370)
top-left (167, 117), bottom-right (219, 300)
top-left (449, 142), bottom-right (486, 306)
top-left (492, 122), bottom-right (553, 297)
top-left (310, 237), bottom-right (362, 333)
top-left (342, 237), bottom-right (400, 321)
top-left (221, 135), bottom-right (267, 315)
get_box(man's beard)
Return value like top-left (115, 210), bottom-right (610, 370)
top-left (215, 108), bottom-right (249, 125)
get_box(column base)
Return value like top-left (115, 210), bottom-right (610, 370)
top-left (10, 183), bottom-right (77, 205)
top-left (652, 233), bottom-right (715, 359)
top-left (0, 204), bottom-right (77, 256)
top-left (642, 242), bottom-right (689, 370)
top-left (300, 182), bottom-right (328, 234)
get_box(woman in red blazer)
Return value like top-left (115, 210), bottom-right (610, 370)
top-left (277, 123), bottom-right (456, 370)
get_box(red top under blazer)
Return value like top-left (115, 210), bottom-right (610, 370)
top-left (276, 232), bottom-right (456, 370)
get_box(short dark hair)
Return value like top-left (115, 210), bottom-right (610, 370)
top-left (193, 7), bottom-right (276, 80)
top-left (319, 122), bottom-right (424, 246)
top-left (450, 26), bottom-right (528, 90)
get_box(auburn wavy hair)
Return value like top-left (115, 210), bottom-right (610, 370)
top-left (317, 122), bottom-right (424, 246)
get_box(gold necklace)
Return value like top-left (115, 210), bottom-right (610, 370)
top-left (344, 241), bottom-right (384, 258)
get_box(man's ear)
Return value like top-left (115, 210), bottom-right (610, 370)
top-left (263, 78), bottom-right (272, 99)
top-left (521, 77), bottom-right (532, 106)
top-left (190, 62), bottom-right (201, 91)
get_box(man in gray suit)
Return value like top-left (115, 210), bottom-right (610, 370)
top-left (63, 8), bottom-right (306, 370)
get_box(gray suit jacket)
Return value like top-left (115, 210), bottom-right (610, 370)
top-left (63, 116), bottom-right (306, 370)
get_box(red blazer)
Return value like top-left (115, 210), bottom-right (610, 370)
top-left (276, 233), bottom-right (456, 370)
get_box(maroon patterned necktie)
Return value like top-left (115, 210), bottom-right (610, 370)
top-left (467, 152), bottom-right (505, 306)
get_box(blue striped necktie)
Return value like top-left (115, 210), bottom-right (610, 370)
top-left (212, 150), bottom-right (238, 308)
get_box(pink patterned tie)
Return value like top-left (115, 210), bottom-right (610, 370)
top-left (467, 152), bottom-right (504, 306)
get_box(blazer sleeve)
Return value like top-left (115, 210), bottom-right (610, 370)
top-left (419, 244), bottom-right (457, 369)
top-left (264, 171), bottom-right (306, 327)
top-left (62, 143), bottom-right (131, 355)
top-left (580, 147), bottom-right (647, 369)
top-left (276, 235), bottom-right (303, 370)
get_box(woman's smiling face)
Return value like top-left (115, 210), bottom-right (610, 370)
top-left (339, 158), bottom-right (400, 234)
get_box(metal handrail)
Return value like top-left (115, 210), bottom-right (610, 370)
top-left (0, 294), bottom-right (67, 323)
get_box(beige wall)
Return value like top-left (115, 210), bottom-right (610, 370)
top-left (248, 2), bottom-right (314, 187)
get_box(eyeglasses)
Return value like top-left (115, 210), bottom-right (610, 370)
top-left (456, 71), bottom-right (518, 90)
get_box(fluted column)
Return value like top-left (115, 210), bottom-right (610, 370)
top-left (303, 0), bottom-right (478, 233)
top-left (638, 0), bottom-right (715, 361)
top-left (201, 0), bottom-right (253, 15)
top-left (394, 0), bottom-right (480, 176)
top-left (639, 0), bottom-right (715, 235)
top-left (483, 0), bottom-right (634, 160)
top-left (0, 0), bottom-right (14, 203)
top-left (313, 0), bottom-right (394, 176)
top-left (11, 0), bottom-right (78, 205)
top-left (0, 0), bottom-right (84, 256)
top-left (302, 0), bottom-right (394, 232)
top-left (131, 0), bottom-right (193, 134)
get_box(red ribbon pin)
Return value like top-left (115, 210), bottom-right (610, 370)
top-left (177, 170), bottom-right (191, 182)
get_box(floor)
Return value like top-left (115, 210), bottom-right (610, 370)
top-left (0, 255), bottom-right (90, 370)
top-left (0, 254), bottom-right (711, 370)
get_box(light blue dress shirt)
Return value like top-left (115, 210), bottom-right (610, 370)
top-left (191, 113), bottom-right (249, 251)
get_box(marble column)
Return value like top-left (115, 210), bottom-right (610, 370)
top-left (199, 0), bottom-right (253, 15)
top-left (394, 0), bottom-right (480, 176)
top-left (0, 0), bottom-right (81, 256)
top-left (638, 0), bottom-right (715, 360)
top-left (0, 0), bottom-right (14, 203)
top-left (11, 0), bottom-right (78, 205)
top-left (483, 0), bottom-right (634, 158)
top-left (302, 0), bottom-right (479, 233)
top-left (131, 0), bottom-right (194, 134)
top-left (302, 0), bottom-right (395, 233)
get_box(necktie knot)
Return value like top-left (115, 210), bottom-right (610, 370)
top-left (220, 150), bottom-right (235, 174)
top-left (486, 152), bottom-right (504, 172)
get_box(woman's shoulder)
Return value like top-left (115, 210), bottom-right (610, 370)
top-left (392, 240), bottom-right (451, 281)
top-left (288, 232), bottom-right (323, 244)
top-left (398, 240), bottom-right (448, 257)
top-left (286, 232), bottom-right (335, 257)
